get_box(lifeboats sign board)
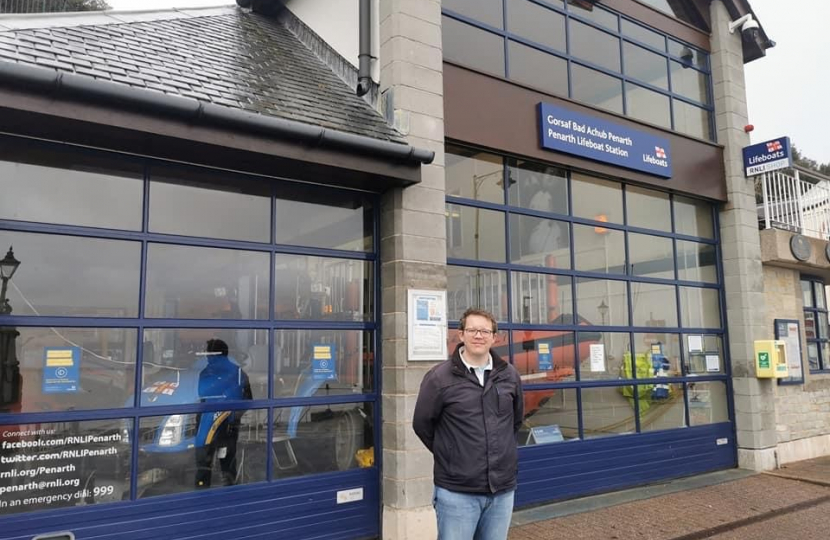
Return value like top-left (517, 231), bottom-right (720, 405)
top-left (538, 102), bottom-right (672, 178)
top-left (743, 136), bottom-right (792, 176)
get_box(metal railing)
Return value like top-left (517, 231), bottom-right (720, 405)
top-left (0, 0), bottom-right (108, 13)
top-left (757, 167), bottom-right (830, 240)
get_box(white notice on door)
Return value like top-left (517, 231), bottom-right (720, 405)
top-left (337, 487), bottom-right (364, 504)
top-left (688, 335), bottom-right (703, 353)
top-left (590, 343), bottom-right (605, 372)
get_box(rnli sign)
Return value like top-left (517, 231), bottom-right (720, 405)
top-left (743, 136), bottom-right (792, 176)
top-left (538, 102), bottom-right (672, 178)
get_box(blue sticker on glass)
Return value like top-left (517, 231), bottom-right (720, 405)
top-left (311, 344), bottom-right (337, 381)
top-left (43, 346), bottom-right (80, 394)
top-left (537, 340), bottom-right (553, 371)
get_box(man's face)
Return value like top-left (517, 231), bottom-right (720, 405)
top-left (459, 314), bottom-right (496, 356)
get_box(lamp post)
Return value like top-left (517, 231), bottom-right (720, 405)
top-left (0, 246), bottom-right (21, 315)
top-left (0, 246), bottom-right (22, 410)
top-left (597, 299), bottom-right (608, 327)
top-left (597, 299), bottom-right (609, 364)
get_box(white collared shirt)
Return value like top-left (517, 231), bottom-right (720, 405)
top-left (459, 346), bottom-right (492, 386)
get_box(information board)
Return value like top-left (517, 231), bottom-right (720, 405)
top-left (775, 319), bottom-right (804, 385)
top-left (0, 419), bottom-right (130, 515)
top-left (407, 289), bottom-right (448, 361)
top-left (527, 425), bottom-right (565, 445)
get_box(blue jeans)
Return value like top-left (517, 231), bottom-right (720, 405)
top-left (433, 486), bottom-right (515, 540)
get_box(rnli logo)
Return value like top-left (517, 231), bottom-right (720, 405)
top-left (643, 146), bottom-right (669, 168)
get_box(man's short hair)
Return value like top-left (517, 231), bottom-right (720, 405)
top-left (459, 308), bottom-right (498, 333)
top-left (206, 338), bottom-right (229, 356)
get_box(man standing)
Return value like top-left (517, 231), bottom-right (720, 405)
top-left (413, 308), bottom-right (524, 540)
top-left (194, 338), bottom-right (253, 488)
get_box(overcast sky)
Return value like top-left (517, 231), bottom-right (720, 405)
top-left (745, 0), bottom-right (830, 164)
top-left (106, 0), bottom-right (830, 164)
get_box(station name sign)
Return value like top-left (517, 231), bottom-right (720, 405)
top-left (538, 102), bottom-right (672, 178)
top-left (742, 136), bottom-right (792, 177)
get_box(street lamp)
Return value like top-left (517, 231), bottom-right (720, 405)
top-left (596, 299), bottom-right (609, 368)
top-left (0, 246), bottom-right (21, 315)
top-left (597, 299), bottom-right (609, 326)
top-left (0, 246), bottom-right (21, 410)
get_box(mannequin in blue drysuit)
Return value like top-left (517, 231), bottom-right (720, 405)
top-left (194, 338), bottom-right (252, 488)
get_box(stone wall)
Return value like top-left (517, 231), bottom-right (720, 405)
top-left (378, 1), bottom-right (444, 539)
top-left (762, 264), bottom-right (830, 463)
top-left (711, 0), bottom-right (776, 471)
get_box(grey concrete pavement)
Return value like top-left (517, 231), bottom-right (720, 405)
top-left (509, 456), bottom-right (830, 539)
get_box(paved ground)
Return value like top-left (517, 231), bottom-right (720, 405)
top-left (509, 456), bottom-right (830, 539)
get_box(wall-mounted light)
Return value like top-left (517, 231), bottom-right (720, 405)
top-left (593, 214), bottom-right (609, 235)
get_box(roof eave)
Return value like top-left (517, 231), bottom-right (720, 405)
top-left (721, 0), bottom-right (776, 64)
top-left (0, 61), bottom-right (434, 166)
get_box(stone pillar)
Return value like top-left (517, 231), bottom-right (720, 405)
top-left (378, 1), bottom-right (444, 538)
top-left (710, 0), bottom-right (777, 471)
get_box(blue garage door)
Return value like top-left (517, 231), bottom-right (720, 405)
top-left (444, 143), bottom-right (736, 507)
top-left (0, 135), bottom-right (381, 540)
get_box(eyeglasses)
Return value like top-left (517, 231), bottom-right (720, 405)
top-left (463, 328), bottom-right (495, 337)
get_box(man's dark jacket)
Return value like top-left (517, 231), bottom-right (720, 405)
top-left (412, 344), bottom-right (524, 494)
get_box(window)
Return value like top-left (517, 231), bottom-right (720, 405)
top-left (507, 0), bottom-right (566, 51)
top-left (508, 41), bottom-right (569, 97)
top-left (570, 20), bottom-right (621, 72)
top-left (445, 144), bottom-right (728, 441)
top-left (442, 15), bottom-right (505, 78)
top-left (0, 138), bottom-right (143, 230)
top-left (444, 0), bottom-right (504, 28)
top-left (0, 136), bottom-right (379, 515)
top-left (624, 42), bottom-right (668, 89)
top-left (802, 276), bottom-right (830, 371)
top-left (0, 231), bottom-right (141, 317)
top-left (442, 1), bottom-right (714, 140)
top-left (571, 64), bottom-right (624, 114)
top-left (150, 168), bottom-right (271, 242)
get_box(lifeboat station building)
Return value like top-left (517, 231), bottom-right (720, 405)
top-left (1, 1), bottom-right (828, 540)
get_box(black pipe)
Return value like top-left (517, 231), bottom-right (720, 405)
top-left (356, 0), bottom-right (372, 97)
top-left (0, 62), bottom-right (434, 165)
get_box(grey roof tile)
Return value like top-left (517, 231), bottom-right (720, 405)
top-left (0, 10), bottom-right (403, 142)
top-left (61, 56), bottom-right (93, 68)
top-left (0, 8), bottom-right (401, 143)
top-left (111, 74), bottom-right (147, 86)
top-left (74, 66), bottom-right (113, 79)
top-left (35, 57), bottom-right (73, 70)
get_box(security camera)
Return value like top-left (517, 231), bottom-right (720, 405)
top-left (728, 14), bottom-right (761, 42)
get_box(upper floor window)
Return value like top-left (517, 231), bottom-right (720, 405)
top-left (442, 0), bottom-right (713, 141)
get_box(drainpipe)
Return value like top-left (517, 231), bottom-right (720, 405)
top-left (356, 0), bottom-right (372, 96)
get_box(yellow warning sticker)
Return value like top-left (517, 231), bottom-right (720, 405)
top-left (45, 349), bottom-right (75, 367)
